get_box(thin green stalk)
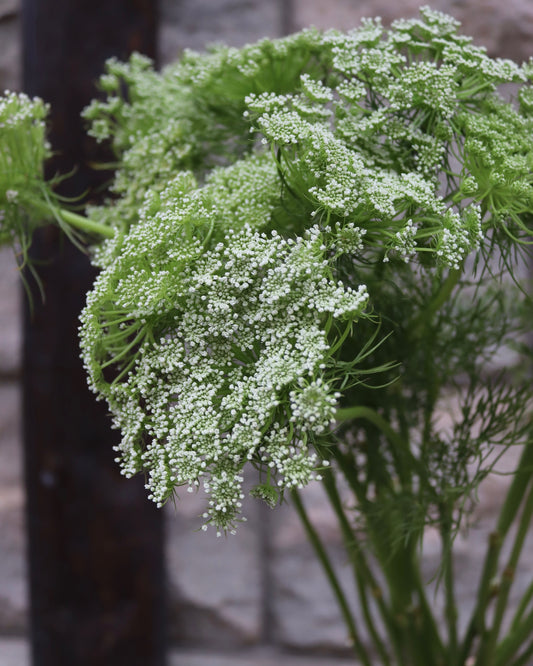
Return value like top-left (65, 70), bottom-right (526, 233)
top-left (367, 534), bottom-right (444, 666)
top-left (321, 469), bottom-right (396, 666)
top-left (459, 531), bottom-right (502, 665)
top-left (113, 353), bottom-right (140, 385)
top-left (457, 81), bottom-right (495, 99)
top-left (58, 208), bottom-right (115, 239)
top-left (336, 406), bottom-right (404, 451)
top-left (102, 315), bottom-right (137, 328)
top-left (408, 548), bottom-right (447, 665)
top-left (486, 484), bottom-right (533, 665)
top-left (494, 607), bottom-right (533, 666)
top-left (334, 406), bottom-right (445, 663)
top-left (411, 266), bottom-right (462, 338)
top-left (493, 443), bottom-right (533, 539)
top-left (440, 504), bottom-right (459, 663)
top-left (100, 326), bottom-right (140, 343)
top-left (510, 580), bottom-right (533, 632)
top-left (510, 637), bottom-right (533, 666)
top-left (101, 328), bottom-right (146, 368)
top-left (28, 196), bottom-right (115, 239)
top-left (290, 489), bottom-right (373, 666)
top-left (444, 551), bottom-right (459, 662)
top-left (459, 443), bottom-right (533, 664)
top-left (335, 405), bottom-right (411, 486)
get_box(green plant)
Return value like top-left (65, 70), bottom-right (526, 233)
top-left (2, 7), bottom-right (533, 664)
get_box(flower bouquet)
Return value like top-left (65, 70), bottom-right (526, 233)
top-left (2, 7), bottom-right (533, 664)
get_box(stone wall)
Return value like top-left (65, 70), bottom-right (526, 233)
top-left (1, 1), bottom-right (533, 663)
top-left (0, 0), bottom-right (25, 631)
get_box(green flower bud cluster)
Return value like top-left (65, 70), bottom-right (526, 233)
top-left (0, 92), bottom-right (51, 257)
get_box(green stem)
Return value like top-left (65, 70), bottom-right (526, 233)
top-left (336, 406), bottom-right (403, 449)
top-left (411, 267), bottom-right (462, 339)
top-left (334, 407), bottom-right (444, 663)
top-left (290, 489), bottom-right (373, 666)
top-left (494, 607), bottom-right (533, 666)
top-left (460, 531), bottom-right (501, 665)
top-left (494, 443), bottom-right (533, 541)
top-left (321, 469), bottom-right (396, 666)
top-left (510, 637), bottom-right (533, 666)
top-left (409, 551), bottom-right (447, 665)
top-left (101, 325), bottom-right (140, 343)
top-left (335, 405), bottom-right (411, 486)
top-left (487, 483), bottom-right (533, 665)
top-left (510, 580), bottom-right (533, 633)
top-left (457, 81), bottom-right (495, 99)
top-left (425, 268), bottom-right (462, 319)
top-left (440, 504), bottom-right (459, 663)
top-left (30, 197), bottom-right (115, 239)
top-left (101, 328), bottom-right (145, 368)
top-left (459, 442), bottom-right (533, 664)
top-left (58, 208), bottom-right (115, 239)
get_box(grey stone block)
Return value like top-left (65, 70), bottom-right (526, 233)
top-left (0, 383), bottom-right (27, 633)
top-left (268, 484), bottom-right (359, 654)
top-left (165, 481), bottom-right (264, 647)
top-left (0, 0), bottom-right (18, 17)
top-left (0, 248), bottom-right (21, 376)
top-left (158, 0), bottom-right (282, 65)
top-left (168, 647), bottom-right (357, 665)
top-left (0, 9), bottom-right (21, 93)
top-left (0, 638), bottom-right (29, 666)
top-left (0, 639), bottom-right (359, 666)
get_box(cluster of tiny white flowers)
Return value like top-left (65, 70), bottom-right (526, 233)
top-left (336, 79), bottom-right (366, 104)
top-left (386, 62), bottom-right (458, 118)
top-left (435, 206), bottom-right (482, 269)
top-left (255, 109), bottom-right (314, 146)
top-left (245, 92), bottom-right (291, 116)
top-left (81, 200), bottom-right (369, 530)
top-left (0, 90), bottom-right (49, 130)
top-left (327, 28), bottom-right (405, 82)
top-left (390, 8), bottom-right (460, 42)
top-left (444, 43), bottom-right (525, 86)
top-left (260, 424), bottom-right (322, 491)
top-left (0, 91), bottom-right (53, 251)
top-left (330, 222), bottom-right (367, 255)
top-left (390, 218), bottom-right (419, 263)
top-left (300, 74), bottom-right (333, 104)
top-left (244, 58), bottom-right (454, 241)
top-left (290, 377), bottom-right (341, 435)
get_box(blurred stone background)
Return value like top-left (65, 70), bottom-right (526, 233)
top-left (1, 1), bottom-right (532, 664)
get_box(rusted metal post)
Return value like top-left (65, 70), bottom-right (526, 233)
top-left (22, 2), bottom-right (166, 665)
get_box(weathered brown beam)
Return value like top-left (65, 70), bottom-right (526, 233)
top-left (22, 2), bottom-right (166, 665)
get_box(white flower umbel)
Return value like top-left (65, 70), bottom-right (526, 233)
top-left (81, 201), bottom-right (369, 530)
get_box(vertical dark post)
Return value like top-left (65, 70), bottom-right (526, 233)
top-left (22, 3), bottom-right (165, 666)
